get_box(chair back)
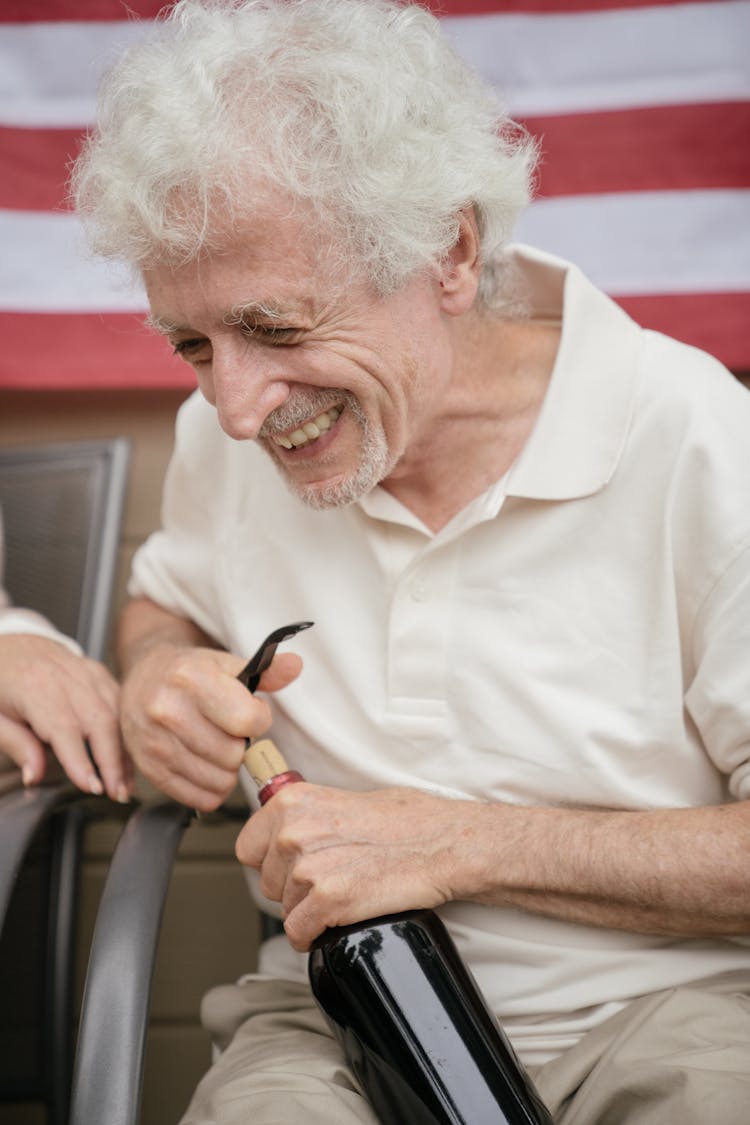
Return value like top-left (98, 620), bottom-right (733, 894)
top-left (0, 436), bottom-right (131, 1125)
top-left (0, 438), bottom-right (131, 660)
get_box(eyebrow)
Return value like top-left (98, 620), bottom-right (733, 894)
top-left (144, 300), bottom-right (302, 338)
top-left (224, 300), bottom-right (299, 326)
top-left (145, 312), bottom-right (183, 336)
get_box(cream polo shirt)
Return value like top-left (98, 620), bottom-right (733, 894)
top-left (129, 244), bottom-right (750, 1065)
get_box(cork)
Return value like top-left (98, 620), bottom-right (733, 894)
top-left (244, 738), bottom-right (289, 787)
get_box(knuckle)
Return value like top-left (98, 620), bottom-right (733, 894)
top-left (315, 876), bottom-right (348, 915)
top-left (235, 834), bottom-right (251, 864)
top-left (168, 649), bottom-right (200, 685)
top-left (275, 827), bottom-right (302, 857)
top-left (274, 784), bottom-right (305, 814)
top-left (146, 688), bottom-right (180, 728)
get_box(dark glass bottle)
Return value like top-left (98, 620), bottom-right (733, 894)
top-left (245, 739), bottom-right (554, 1125)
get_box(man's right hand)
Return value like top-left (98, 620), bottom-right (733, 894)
top-left (120, 634), bottom-right (301, 811)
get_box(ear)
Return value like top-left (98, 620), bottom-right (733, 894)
top-left (437, 207), bottom-right (481, 316)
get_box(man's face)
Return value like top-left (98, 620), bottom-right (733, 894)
top-left (144, 197), bottom-right (455, 509)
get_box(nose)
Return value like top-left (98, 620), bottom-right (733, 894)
top-left (205, 342), bottom-right (291, 441)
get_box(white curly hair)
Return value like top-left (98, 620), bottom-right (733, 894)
top-left (72, 0), bottom-right (537, 308)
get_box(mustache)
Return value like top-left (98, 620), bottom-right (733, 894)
top-left (258, 389), bottom-right (361, 436)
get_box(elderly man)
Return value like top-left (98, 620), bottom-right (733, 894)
top-left (73, 1), bottom-right (750, 1121)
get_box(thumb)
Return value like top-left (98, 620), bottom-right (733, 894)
top-left (257, 651), bottom-right (303, 693)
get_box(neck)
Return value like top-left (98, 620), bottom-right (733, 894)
top-left (382, 314), bottom-right (559, 532)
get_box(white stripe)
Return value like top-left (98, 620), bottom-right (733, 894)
top-left (1, 3), bottom-right (749, 126)
top-left (444, 1), bottom-right (750, 115)
top-left (0, 211), bottom-right (146, 312)
top-left (0, 20), bottom-right (152, 127)
top-left (1, 191), bottom-right (749, 313)
top-left (515, 189), bottom-right (750, 295)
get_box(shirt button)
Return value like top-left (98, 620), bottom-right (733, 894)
top-left (411, 579), bottom-right (431, 602)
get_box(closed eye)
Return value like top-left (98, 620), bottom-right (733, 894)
top-left (244, 323), bottom-right (299, 345)
top-left (172, 337), bottom-right (210, 359)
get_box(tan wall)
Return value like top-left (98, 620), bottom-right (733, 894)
top-left (0, 388), bottom-right (262, 1124)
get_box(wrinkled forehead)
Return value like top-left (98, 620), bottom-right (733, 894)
top-left (141, 214), bottom-right (365, 335)
top-left (142, 185), bottom-right (359, 299)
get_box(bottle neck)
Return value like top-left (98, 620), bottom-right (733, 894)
top-left (257, 769), bottom-right (305, 804)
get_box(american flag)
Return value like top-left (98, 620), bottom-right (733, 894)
top-left (1, 0), bottom-right (748, 389)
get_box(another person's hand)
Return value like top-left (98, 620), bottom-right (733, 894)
top-left (0, 634), bottom-right (130, 801)
top-left (120, 643), bottom-right (302, 811)
top-left (236, 783), bottom-right (487, 950)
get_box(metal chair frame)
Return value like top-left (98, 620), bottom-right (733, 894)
top-left (70, 799), bottom-right (257, 1125)
top-left (0, 437), bottom-right (131, 1124)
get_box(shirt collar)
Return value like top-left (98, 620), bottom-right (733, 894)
top-left (360, 244), bottom-right (641, 525)
top-left (505, 244), bottom-right (640, 501)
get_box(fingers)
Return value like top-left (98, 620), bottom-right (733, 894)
top-left (0, 637), bottom-right (129, 800)
top-left (234, 786), bottom-right (340, 950)
top-left (235, 786), bottom-right (461, 951)
top-left (120, 644), bottom-right (291, 812)
top-left (256, 652), bottom-right (303, 693)
top-left (120, 692), bottom-right (243, 813)
top-left (143, 753), bottom-right (241, 811)
top-left (0, 632), bottom-right (302, 808)
top-left (196, 674), bottom-right (274, 738)
top-left (193, 651), bottom-right (302, 735)
top-left (0, 712), bottom-right (48, 785)
top-left (35, 659), bottom-right (128, 800)
top-left (56, 655), bottom-right (129, 799)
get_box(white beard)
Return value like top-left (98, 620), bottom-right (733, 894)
top-left (258, 388), bottom-right (391, 509)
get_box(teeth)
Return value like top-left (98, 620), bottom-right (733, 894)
top-left (272, 406), bottom-right (341, 450)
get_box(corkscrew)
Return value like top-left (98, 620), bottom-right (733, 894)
top-left (236, 620), bottom-right (314, 797)
top-left (237, 620), bottom-right (314, 695)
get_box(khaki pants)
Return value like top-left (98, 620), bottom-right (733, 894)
top-left (181, 973), bottom-right (750, 1124)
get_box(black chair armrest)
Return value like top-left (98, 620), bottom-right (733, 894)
top-left (0, 782), bottom-right (73, 926)
top-left (70, 801), bottom-right (193, 1125)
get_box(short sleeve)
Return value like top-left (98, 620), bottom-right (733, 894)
top-left (128, 392), bottom-right (229, 645)
top-left (685, 535), bottom-right (750, 799)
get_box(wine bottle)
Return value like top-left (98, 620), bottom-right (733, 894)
top-left (244, 738), bottom-right (554, 1125)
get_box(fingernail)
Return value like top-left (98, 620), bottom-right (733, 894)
top-left (116, 784), bottom-right (131, 805)
top-left (22, 765), bottom-right (35, 786)
top-left (88, 774), bottom-right (104, 796)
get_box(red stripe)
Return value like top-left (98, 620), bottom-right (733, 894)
top-left (522, 103), bottom-right (750, 198)
top-left (0, 295), bottom-right (746, 389)
top-left (0, 1), bottom-right (165, 23)
top-left (0, 0), bottom-right (720, 22)
top-left (0, 312), bottom-right (194, 390)
top-left (0, 127), bottom-right (83, 212)
top-left (4, 101), bottom-right (749, 213)
top-left (613, 291), bottom-right (750, 373)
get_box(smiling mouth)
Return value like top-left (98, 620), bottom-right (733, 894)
top-left (270, 405), bottom-right (342, 450)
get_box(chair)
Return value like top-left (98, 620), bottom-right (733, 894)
top-left (69, 801), bottom-right (195, 1125)
top-left (69, 800), bottom-right (252, 1125)
top-left (0, 437), bottom-right (131, 1125)
top-left (0, 437), bottom-right (131, 661)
